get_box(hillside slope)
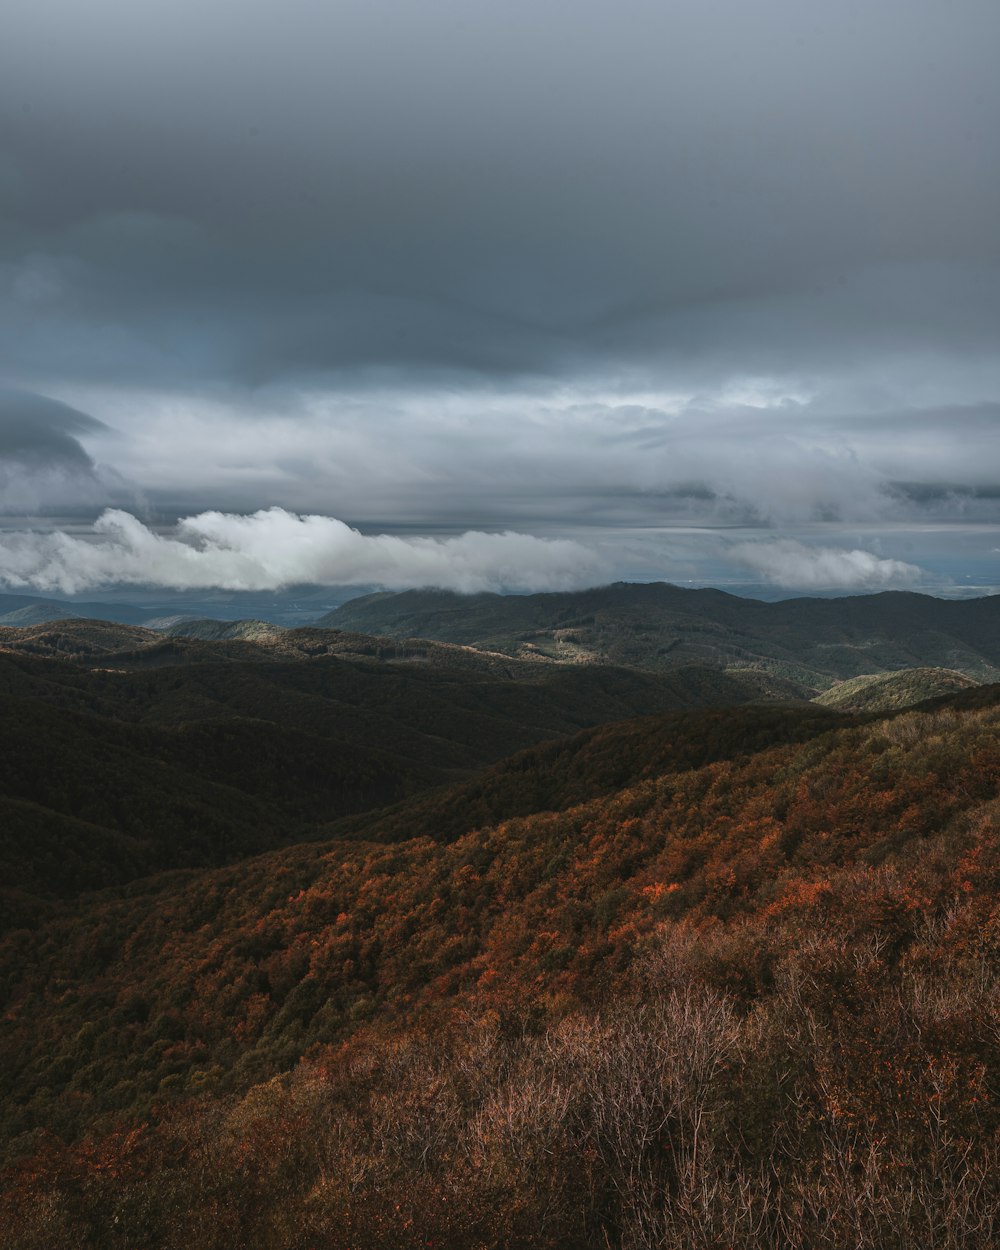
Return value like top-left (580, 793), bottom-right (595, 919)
top-left (328, 702), bottom-right (852, 845)
top-left (3, 689), bottom-right (1000, 1250)
top-left (0, 625), bottom-right (798, 926)
top-left (6, 627), bottom-right (1000, 1246)
top-left (814, 666), bottom-right (979, 711)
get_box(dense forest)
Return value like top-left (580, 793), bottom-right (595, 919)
top-left (1, 621), bottom-right (786, 931)
top-left (3, 618), bottom-right (1000, 1247)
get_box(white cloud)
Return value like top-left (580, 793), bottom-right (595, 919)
top-left (64, 378), bottom-right (1000, 534)
top-left (729, 539), bottom-right (924, 590)
top-left (0, 507), bottom-right (607, 595)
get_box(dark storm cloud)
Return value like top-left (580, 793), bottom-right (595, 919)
top-left (0, 388), bottom-right (132, 514)
top-left (0, 388), bottom-right (104, 466)
top-left (0, 0), bottom-right (996, 592)
top-left (1, 0), bottom-right (997, 387)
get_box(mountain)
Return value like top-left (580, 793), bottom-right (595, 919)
top-left (321, 583), bottom-right (1000, 688)
top-left (3, 685), bottom-right (1000, 1247)
top-left (0, 602), bottom-right (83, 627)
top-left (0, 618), bottom-right (163, 660)
top-left (0, 592), bottom-right (154, 627)
top-left (0, 615), bottom-right (809, 691)
top-left (814, 666), bottom-right (979, 711)
top-left (6, 606), bottom-right (1000, 1247)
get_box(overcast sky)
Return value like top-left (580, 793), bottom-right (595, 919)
top-left (0, 0), bottom-right (997, 596)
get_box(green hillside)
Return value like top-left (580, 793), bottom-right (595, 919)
top-left (162, 617), bottom-right (289, 643)
top-left (814, 666), bottom-right (979, 711)
top-left (0, 619), bottom-right (162, 661)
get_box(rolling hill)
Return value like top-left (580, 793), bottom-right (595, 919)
top-left (321, 583), bottom-right (1000, 688)
top-left (0, 592), bottom-right (154, 628)
top-left (160, 617), bottom-right (290, 644)
top-left (813, 666), bottom-right (979, 711)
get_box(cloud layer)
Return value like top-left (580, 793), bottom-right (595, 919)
top-left (62, 386), bottom-right (1000, 531)
top-left (730, 540), bottom-right (923, 590)
top-left (0, 509), bottom-right (606, 595)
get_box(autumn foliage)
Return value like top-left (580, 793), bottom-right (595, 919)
top-left (4, 688), bottom-right (1000, 1247)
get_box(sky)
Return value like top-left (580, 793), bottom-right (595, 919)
top-left (0, 0), bottom-right (998, 598)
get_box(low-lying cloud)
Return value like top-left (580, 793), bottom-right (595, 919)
top-left (0, 508), bottom-right (607, 595)
top-left (729, 540), bottom-right (924, 590)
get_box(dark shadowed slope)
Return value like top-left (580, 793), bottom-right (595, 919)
top-left (0, 623), bottom-right (800, 926)
top-left (328, 702), bottom-right (854, 845)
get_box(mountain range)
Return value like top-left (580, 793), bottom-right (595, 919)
top-left (322, 583), bottom-right (1000, 690)
top-left (3, 593), bottom-right (1000, 1248)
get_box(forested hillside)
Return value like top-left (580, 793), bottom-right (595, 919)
top-left (0, 622), bottom-right (794, 932)
top-left (813, 666), bottom-right (979, 711)
top-left (3, 670), bottom-right (1000, 1247)
top-left (323, 583), bottom-right (1000, 687)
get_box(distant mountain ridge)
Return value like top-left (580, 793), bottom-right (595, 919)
top-left (0, 592), bottom-right (154, 627)
top-left (321, 583), bottom-right (1000, 689)
top-left (0, 616), bottom-right (800, 699)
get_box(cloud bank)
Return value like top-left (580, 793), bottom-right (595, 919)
top-left (0, 509), bottom-right (606, 596)
top-left (730, 540), bottom-right (924, 590)
top-left (53, 386), bottom-right (1000, 533)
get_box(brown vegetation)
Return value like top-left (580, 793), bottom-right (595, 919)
top-left (2, 689), bottom-right (1000, 1246)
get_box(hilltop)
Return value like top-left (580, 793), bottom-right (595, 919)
top-left (814, 666), bottom-right (979, 711)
